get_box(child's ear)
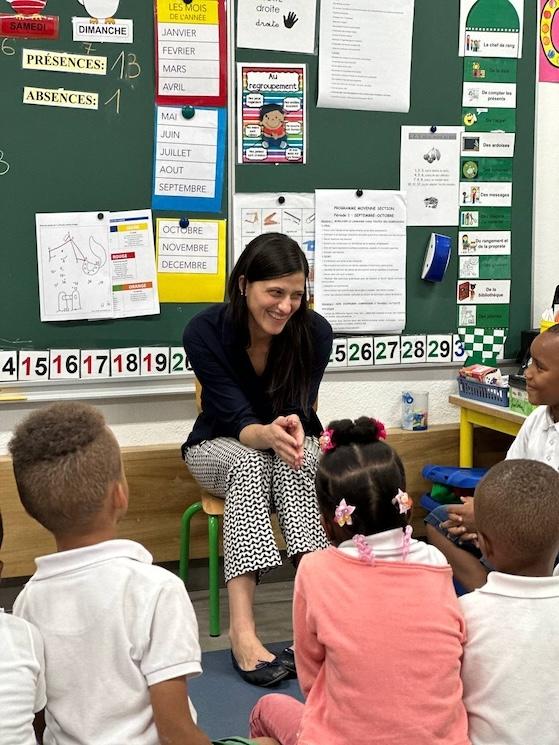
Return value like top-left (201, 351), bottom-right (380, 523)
top-left (112, 479), bottom-right (129, 514)
top-left (477, 530), bottom-right (493, 562)
top-left (320, 514), bottom-right (335, 543)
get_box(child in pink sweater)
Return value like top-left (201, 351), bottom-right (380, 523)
top-left (249, 417), bottom-right (471, 745)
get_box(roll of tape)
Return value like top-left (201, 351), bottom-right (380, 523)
top-left (422, 233), bottom-right (452, 282)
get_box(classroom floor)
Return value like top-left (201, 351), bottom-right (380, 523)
top-left (0, 559), bottom-right (296, 653)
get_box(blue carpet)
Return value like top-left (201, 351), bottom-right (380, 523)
top-left (190, 642), bottom-right (304, 740)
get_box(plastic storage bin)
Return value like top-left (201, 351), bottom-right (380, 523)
top-left (457, 376), bottom-right (509, 407)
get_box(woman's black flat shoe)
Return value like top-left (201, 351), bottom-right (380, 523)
top-left (230, 651), bottom-right (290, 687)
top-left (276, 647), bottom-right (297, 677)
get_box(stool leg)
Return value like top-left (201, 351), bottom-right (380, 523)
top-left (179, 502), bottom-right (203, 584)
top-left (208, 514), bottom-right (221, 637)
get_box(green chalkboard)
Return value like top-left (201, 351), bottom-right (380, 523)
top-left (0, 0), bottom-right (535, 360)
top-left (235, 0), bottom-right (535, 358)
top-left (0, 0), bottom-right (225, 351)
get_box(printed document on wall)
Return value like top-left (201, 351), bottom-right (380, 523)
top-left (400, 126), bottom-right (462, 226)
top-left (36, 211), bottom-right (113, 322)
top-left (237, 0), bottom-right (317, 54)
top-left (317, 0), bottom-right (414, 112)
top-left (109, 210), bottom-right (160, 318)
top-left (314, 190), bottom-right (407, 333)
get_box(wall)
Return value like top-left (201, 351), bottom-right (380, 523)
top-left (532, 84), bottom-right (559, 326)
top-left (0, 35), bottom-right (551, 455)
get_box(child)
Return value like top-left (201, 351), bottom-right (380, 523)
top-left (426, 323), bottom-right (559, 590)
top-left (9, 402), bottom-right (212, 745)
top-left (0, 509), bottom-right (46, 745)
top-left (460, 459), bottom-right (559, 744)
top-left (249, 417), bottom-right (470, 745)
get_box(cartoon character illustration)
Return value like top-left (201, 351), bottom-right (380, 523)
top-left (424, 196), bottom-right (438, 208)
top-left (78, 0), bottom-right (120, 22)
top-left (6, 0), bottom-right (47, 15)
top-left (259, 103), bottom-right (288, 150)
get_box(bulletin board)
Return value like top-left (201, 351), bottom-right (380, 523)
top-left (0, 0), bottom-right (225, 354)
top-left (0, 0), bottom-right (536, 366)
top-left (235, 0), bottom-right (536, 359)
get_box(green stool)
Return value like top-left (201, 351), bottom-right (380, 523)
top-left (179, 492), bottom-right (224, 637)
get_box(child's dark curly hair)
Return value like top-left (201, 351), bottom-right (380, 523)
top-left (316, 417), bottom-right (408, 536)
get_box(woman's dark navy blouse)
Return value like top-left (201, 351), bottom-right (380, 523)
top-left (182, 303), bottom-right (333, 452)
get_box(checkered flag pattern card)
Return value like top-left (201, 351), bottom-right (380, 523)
top-left (458, 327), bottom-right (507, 364)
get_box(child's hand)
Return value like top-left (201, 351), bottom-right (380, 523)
top-left (442, 496), bottom-right (476, 537)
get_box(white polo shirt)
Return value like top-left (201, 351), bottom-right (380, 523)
top-left (0, 611), bottom-right (46, 745)
top-left (460, 570), bottom-right (559, 745)
top-left (13, 539), bottom-right (202, 745)
top-left (506, 405), bottom-right (559, 470)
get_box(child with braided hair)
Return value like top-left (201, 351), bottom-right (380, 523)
top-left (249, 417), bottom-right (471, 745)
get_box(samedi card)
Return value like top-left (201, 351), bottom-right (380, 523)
top-left (237, 63), bottom-right (306, 164)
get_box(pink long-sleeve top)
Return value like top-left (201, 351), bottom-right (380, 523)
top-left (293, 546), bottom-right (470, 745)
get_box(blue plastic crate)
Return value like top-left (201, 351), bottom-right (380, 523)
top-left (457, 376), bottom-right (509, 407)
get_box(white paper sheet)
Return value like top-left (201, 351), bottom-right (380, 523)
top-left (109, 210), bottom-right (160, 318)
top-left (36, 212), bottom-right (113, 321)
top-left (314, 190), bottom-right (407, 333)
top-left (317, 0), bottom-right (414, 112)
top-left (400, 126), bottom-right (462, 226)
top-left (236, 0), bottom-right (317, 54)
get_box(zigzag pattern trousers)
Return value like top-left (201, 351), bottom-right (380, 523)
top-left (184, 437), bottom-right (329, 583)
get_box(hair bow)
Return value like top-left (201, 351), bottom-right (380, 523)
top-left (370, 418), bottom-right (387, 440)
top-left (392, 489), bottom-right (413, 514)
top-left (334, 498), bottom-right (355, 527)
top-left (319, 428), bottom-right (335, 453)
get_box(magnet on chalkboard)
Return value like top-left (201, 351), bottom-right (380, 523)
top-left (422, 233), bottom-right (452, 282)
top-left (181, 105), bottom-right (195, 119)
top-left (179, 217), bottom-right (189, 229)
top-left (183, 0), bottom-right (193, 4)
top-left (97, 213), bottom-right (104, 220)
top-left (430, 125), bottom-right (437, 133)
top-left (356, 189), bottom-right (363, 197)
top-left (278, 196), bottom-right (285, 205)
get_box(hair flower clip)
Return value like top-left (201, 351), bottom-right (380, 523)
top-left (319, 428), bottom-right (335, 453)
top-left (392, 489), bottom-right (413, 514)
top-left (334, 498), bottom-right (356, 527)
top-left (370, 418), bottom-right (387, 440)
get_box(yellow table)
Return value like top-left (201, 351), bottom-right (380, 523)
top-left (449, 394), bottom-right (526, 467)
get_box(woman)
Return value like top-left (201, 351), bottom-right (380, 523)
top-left (182, 232), bottom-right (332, 687)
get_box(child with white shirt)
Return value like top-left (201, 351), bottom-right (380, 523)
top-left (0, 510), bottom-right (46, 745)
top-left (460, 458), bottom-right (559, 745)
top-left (426, 323), bottom-right (559, 590)
top-left (250, 417), bottom-right (470, 745)
top-left (9, 402), bottom-right (213, 745)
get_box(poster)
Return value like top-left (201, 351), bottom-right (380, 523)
top-left (154, 0), bottom-right (226, 106)
top-left (539, 0), bottom-right (559, 82)
top-left (156, 218), bottom-right (226, 302)
top-left (317, 0), bottom-right (414, 112)
top-left (400, 126), bottom-right (462, 226)
top-left (237, 63), bottom-right (306, 164)
top-left (236, 0), bottom-right (317, 54)
top-left (152, 105), bottom-right (226, 213)
top-left (314, 189), bottom-right (407, 333)
top-left (109, 210), bottom-right (159, 318)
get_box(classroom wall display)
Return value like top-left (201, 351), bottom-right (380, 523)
top-left (0, 0), bottom-right (225, 358)
top-left (0, 0), bottom-right (536, 372)
top-left (0, 334), bottom-right (469, 385)
top-left (235, 0), bottom-right (535, 358)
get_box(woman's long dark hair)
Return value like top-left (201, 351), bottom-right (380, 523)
top-left (227, 232), bottom-right (313, 414)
